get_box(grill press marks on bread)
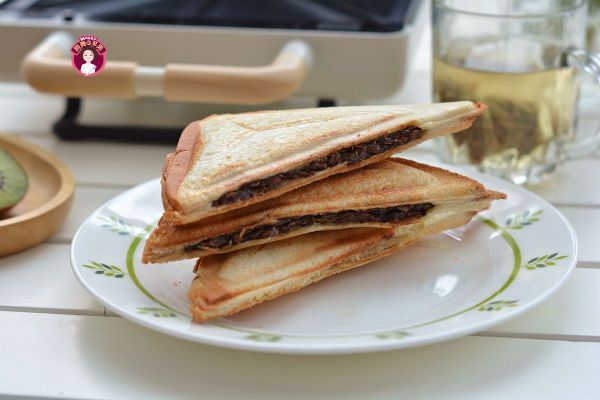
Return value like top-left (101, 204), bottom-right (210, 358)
top-left (163, 102), bottom-right (487, 224)
top-left (184, 203), bottom-right (434, 252)
top-left (212, 126), bottom-right (422, 207)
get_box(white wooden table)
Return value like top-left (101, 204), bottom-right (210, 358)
top-left (1, 23), bottom-right (600, 400)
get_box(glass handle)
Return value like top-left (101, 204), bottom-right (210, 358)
top-left (561, 47), bottom-right (600, 158)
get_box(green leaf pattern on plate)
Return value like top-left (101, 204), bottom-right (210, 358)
top-left (98, 215), bottom-right (138, 236)
top-left (137, 307), bottom-right (177, 318)
top-left (505, 209), bottom-right (542, 230)
top-left (245, 333), bottom-right (282, 342)
top-left (522, 253), bottom-right (568, 270)
top-left (82, 261), bottom-right (127, 278)
top-left (478, 300), bottom-right (519, 311)
top-left (375, 331), bottom-right (411, 340)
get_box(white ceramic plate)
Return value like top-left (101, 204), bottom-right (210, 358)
top-left (71, 166), bottom-right (577, 354)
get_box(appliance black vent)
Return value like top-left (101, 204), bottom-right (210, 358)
top-left (1, 0), bottom-right (414, 32)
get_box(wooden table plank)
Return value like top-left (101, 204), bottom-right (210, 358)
top-left (487, 268), bottom-right (600, 338)
top-left (21, 134), bottom-right (168, 186)
top-left (401, 153), bottom-right (600, 207)
top-left (0, 84), bottom-right (62, 135)
top-left (1, 235), bottom-right (599, 339)
top-left (526, 159), bottom-right (600, 207)
top-left (558, 207), bottom-right (600, 268)
top-left (1, 311), bottom-right (599, 400)
top-left (51, 186), bottom-right (125, 243)
top-left (0, 244), bottom-right (103, 315)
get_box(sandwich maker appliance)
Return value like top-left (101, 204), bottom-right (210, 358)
top-left (0, 0), bottom-right (425, 141)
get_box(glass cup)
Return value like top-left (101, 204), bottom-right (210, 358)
top-left (588, 0), bottom-right (600, 50)
top-left (432, 0), bottom-right (600, 185)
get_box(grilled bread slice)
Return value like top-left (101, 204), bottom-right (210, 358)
top-left (145, 158), bottom-right (504, 263)
top-left (162, 102), bottom-right (486, 224)
top-left (188, 190), bottom-right (503, 322)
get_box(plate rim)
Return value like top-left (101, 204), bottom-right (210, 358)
top-left (70, 171), bottom-right (578, 354)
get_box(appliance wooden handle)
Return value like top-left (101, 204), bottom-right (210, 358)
top-left (164, 41), bottom-right (311, 104)
top-left (21, 32), bottom-right (137, 99)
top-left (21, 32), bottom-right (313, 104)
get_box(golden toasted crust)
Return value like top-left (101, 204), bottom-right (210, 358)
top-left (388, 158), bottom-right (506, 201)
top-left (143, 158), bottom-right (505, 263)
top-left (188, 202), bottom-right (490, 322)
top-left (163, 102), bottom-right (487, 224)
top-left (162, 120), bottom-right (206, 213)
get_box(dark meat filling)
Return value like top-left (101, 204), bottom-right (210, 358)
top-left (184, 203), bottom-right (433, 252)
top-left (212, 126), bottom-right (423, 207)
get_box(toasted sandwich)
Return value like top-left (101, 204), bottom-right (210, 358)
top-left (144, 158), bottom-right (502, 263)
top-left (162, 101), bottom-right (486, 224)
top-left (188, 186), bottom-right (503, 322)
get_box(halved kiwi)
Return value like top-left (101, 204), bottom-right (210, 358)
top-left (0, 148), bottom-right (28, 215)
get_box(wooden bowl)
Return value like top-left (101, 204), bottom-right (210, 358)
top-left (0, 134), bottom-right (74, 256)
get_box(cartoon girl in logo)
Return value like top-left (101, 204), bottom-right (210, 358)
top-left (79, 46), bottom-right (98, 76)
top-left (70, 37), bottom-right (107, 77)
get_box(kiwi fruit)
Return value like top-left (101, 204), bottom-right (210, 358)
top-left (0, 148), bottom-right (28, 215)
